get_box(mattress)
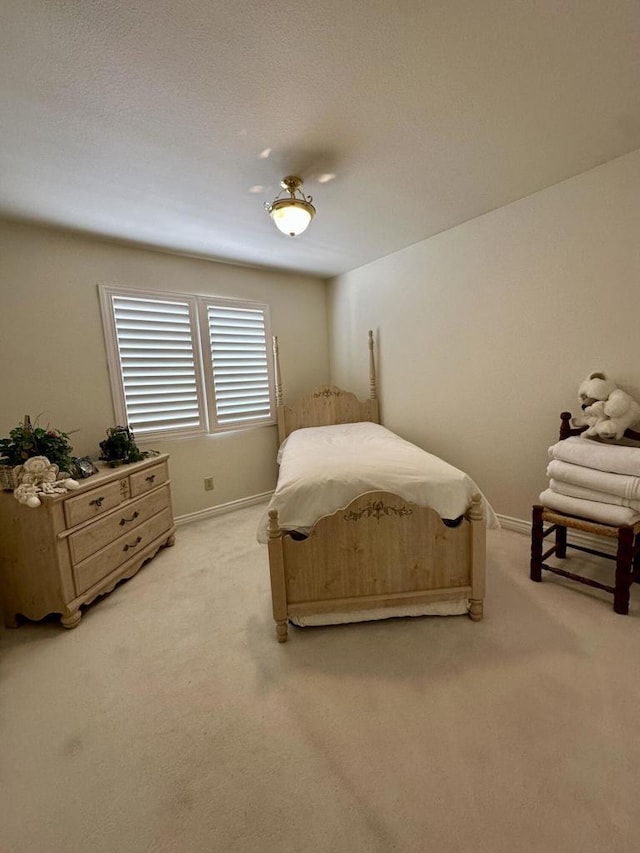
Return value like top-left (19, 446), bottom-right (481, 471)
top-left (257, 421), bottom-right (498, 543)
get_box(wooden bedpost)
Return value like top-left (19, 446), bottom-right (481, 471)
top-left (267, 509), bottom-right (288, 642)
top-left (272, 336), bottom-right (288, 444)
top-left (272, 336), bottom-right (283, 407)
top-left (468, 493), bottom-right (486, 621)
top-left (368, 330), bottom-right (377, 401)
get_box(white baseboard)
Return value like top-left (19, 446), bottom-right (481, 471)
top-left (497, 513), bottom-right (617, 556)
top-left (496, 514), bottom-right (530, 537)
top-left (175, 491), bottom-right (272, 527)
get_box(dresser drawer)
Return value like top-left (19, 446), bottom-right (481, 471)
top-left (67, 485), bottom-right (171, 565)
top-left (73, 507), bottom-right (173, 595)
top-left (129, 460), bottom-right (168, 497)
top-left (64, 479), bottom-right (125, 528)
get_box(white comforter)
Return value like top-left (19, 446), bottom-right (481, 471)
top-left (257, 422), bottom-right (497, 542)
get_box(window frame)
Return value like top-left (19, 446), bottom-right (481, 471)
top-left (99, 284), bottom-right (276, 440)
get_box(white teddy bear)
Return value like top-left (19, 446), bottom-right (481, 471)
top-left (13, 456), bottom-right (80, 507)
top-left (574, 371), bottom-right (640, 441)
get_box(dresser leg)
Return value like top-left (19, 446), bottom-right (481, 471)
top-left (3, 612), bottom-right (19, 628)
top-left (468, 599), bottom-right (483, 621)
top-left (61, 609), bottom-right (82, 629)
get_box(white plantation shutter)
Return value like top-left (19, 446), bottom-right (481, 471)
top-left (100, 286), bottom-right (275, 439)
top-left (205, 302), bottom-right (274, 427)
top-left (104, 291), bottom-right (204, 435)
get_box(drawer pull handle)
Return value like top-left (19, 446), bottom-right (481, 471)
top-left (119, 511), bottom-right (139, 525)
top-left (145, 474), bottom-right (156, 484)
top-left (90, 497), bottom-right (104, 507)
top-left (123, 536), bottom-right (142, 552)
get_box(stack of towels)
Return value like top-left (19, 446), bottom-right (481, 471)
top-left (541, 436), bottom-right (640, 526)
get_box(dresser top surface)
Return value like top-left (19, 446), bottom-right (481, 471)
top-left (1, 453), bottom-right (169, 505)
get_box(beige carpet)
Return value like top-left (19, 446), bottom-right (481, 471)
top-left (1, 504), bottom-right (640, 853)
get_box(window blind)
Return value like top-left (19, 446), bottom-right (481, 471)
top-left (111, 295), bottom-right (202, 434)
top-left (206, 304), bottom-right (273, 426)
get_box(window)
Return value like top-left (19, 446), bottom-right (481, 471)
top-left (99, 285), bottom-right (275, 438)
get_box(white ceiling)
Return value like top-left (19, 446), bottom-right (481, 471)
top-left (1, 1), bottom-right (639, 278)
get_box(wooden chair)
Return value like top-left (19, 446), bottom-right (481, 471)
top-left (530, 412), bottom-right (640, 614)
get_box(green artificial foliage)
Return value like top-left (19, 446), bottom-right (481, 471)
top-left (0, 415), bottom-right (74, 473)
top-left (99, 426), bottom-right (147, 467)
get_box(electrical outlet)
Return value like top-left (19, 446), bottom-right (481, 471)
top-left (204, 477), bottom-right (214, 491)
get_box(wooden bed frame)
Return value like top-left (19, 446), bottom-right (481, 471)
top-left (266, 332), bottom-right (486, 642)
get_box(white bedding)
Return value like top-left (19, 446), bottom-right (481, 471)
top-left (257, 422), bottom-right (498, 543)
top-left (548, 436), bottom-right (640, 477)
top-left (546, 459), bottom-right (640, 501)
top-left (539, 488), bottom-right (640, 526)
top-left (290, 599), bottom-right (469, 626)
top-left (548, 478), bottom-right (640, 510)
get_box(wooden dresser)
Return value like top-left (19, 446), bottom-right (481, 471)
top-left (0, 454), bottom-right (175, 628)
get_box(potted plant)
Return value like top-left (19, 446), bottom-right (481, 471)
top-left (0, 415), bottom-right (75, 489)
top-left (99, 425), bottom-right (148, 467)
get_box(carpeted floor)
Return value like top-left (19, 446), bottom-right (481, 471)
top-left (1, 503), bottom-right (640, 853)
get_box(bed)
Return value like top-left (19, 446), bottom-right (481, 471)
top-left (262, 332), bottom-right (494, 642)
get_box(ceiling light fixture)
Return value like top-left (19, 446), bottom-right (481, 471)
top-left (265, 176), bottom-right (316, 237)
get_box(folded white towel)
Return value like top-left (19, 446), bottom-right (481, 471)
top-left (539, 488), bottom-right (640, 526)
top-left (549, 479), bottom-right (640, 510)
top-left (546, 459), bottom-right (640, 501)
top-left (548, 436), bottom-right (640, 477)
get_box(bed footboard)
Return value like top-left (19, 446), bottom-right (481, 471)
top-left (267, 491), bottom-right (485, 642)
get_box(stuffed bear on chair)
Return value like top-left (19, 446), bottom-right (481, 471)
top-left (574, 371), bottom-right (640, 441)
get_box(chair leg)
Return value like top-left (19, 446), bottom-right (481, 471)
top-left (530, 505), bottom-right (544, 582)
top-left (613, 526), bottom-right (634, 615)
top-left (555, 524), bottom-right (567, 559)
top-left (634, 533), bottom-right (640, 584)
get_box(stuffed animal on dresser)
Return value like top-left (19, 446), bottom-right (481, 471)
top-left (574, 371), bottom-right (640, 441)
top-left (13, 456), bottom-right (79, 507)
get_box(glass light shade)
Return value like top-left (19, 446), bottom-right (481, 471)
top-left (269, 199), bottom-right (315, 237)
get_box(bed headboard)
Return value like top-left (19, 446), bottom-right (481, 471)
top-left (272, 331), bottom-right (380, 444)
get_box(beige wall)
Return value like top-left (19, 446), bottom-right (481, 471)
top-left (3, 149), bottom-right (638, 525)
top-left (0, 221), bottom-right (328, 517)
top-left (328, 149), bottom-right (640, 523)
